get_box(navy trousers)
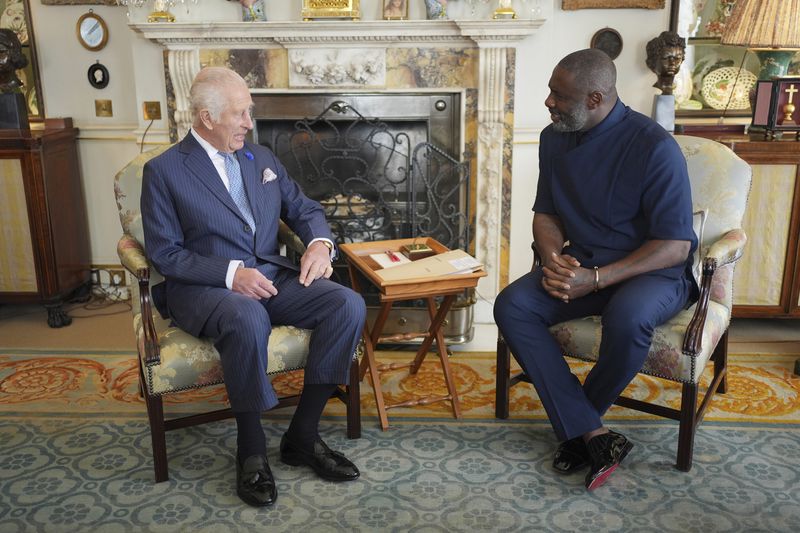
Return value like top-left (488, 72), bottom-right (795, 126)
top-left (170, 268), bottom-right (366, 413)
top-left (493, 268), bottom-right (692, 441)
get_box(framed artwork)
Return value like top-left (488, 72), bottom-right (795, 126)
top-left (87, 62), bottom-right (109, 89)
top-left (590, 28), bottom-right (623, 60)
top-left (40, 1), bottom-right (118, 5)
top-left (301, 0), bottom-right (360, 21)
top-left (563, 0), bottom-right (664, 8)
top-left (0, 0), bottom-right (44, 119)
top-left (383, 0), bottom-right (407, 20)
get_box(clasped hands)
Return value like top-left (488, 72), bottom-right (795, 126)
top-left (541, 252), bottom-right (595, 302)
top-left (232, 241), bottom-right (334, 300)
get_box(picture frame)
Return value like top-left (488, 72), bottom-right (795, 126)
top-left (76, 10), bottom-right (108, 52)
top-left (301, 0), bottom-right (360, 21)
top-left (87, 62), bottom-right (109, 89)
top-left (590, 28), bottom-right (623, 60)
top-left (382, 0), bottom-right (408, 20)
top-left (563, 0), bottom-right (663, 9)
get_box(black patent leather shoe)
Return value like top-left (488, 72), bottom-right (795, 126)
top-left (279, 433), bottom-right (360, 482)
top-left (553, 436), bottom-right (590, 473)
top-left (584, 430), bottom-right (633, 490)
top-left (236, 454), bottom-right (277, 507)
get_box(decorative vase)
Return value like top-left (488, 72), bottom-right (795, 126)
top-left (423, 0), bottom-right (447, 20)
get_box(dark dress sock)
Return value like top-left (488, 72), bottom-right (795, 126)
top-left (286, 383), bottom-right (337, 451)
top-left (235, 411), bottom-right (266, 462)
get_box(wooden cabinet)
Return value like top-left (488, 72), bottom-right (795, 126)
top-left (0, 125), bottom-right (91, 326)
top-left (687, 134), bottom-right (800, 317)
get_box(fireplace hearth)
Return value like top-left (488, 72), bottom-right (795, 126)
top-left (253, 93), bottom-right (475, 343)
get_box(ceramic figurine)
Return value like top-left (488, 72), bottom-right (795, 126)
top-left (239, 0), bottom-right (266, 22)
top-left (424, 0), bottom-right (447, 20)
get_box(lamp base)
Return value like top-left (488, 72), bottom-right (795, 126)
top-left (754, 50), bottom-right (796, 80)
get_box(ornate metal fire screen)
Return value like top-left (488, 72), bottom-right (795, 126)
top-left (253, 94), bottom-right (475, 343)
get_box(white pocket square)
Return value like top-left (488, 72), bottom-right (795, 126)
top-left (262, 168), bottom-right (277, 184)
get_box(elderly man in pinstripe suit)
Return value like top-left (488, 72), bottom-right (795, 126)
top-left (141, 67), bottom-right (366, 507)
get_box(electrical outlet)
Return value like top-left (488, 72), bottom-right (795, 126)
top-left (143, 101), bottom-right (162, 121)
top-left (90, 268), bottom-right (100, 286)
top-left (108, 269), bottom-right (126, 287)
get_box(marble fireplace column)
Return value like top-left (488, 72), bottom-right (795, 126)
top-left (475, 44), bottom-right (511, 301)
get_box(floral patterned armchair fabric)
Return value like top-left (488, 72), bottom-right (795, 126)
top-left (114, 145), bottom-right (361, 482)
top-left (496, 134), bottom-right (752, 472)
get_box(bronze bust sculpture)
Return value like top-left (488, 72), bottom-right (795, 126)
top-left (0, 29), bottom-right (28, 94)
top-left (645, 31), bottom-right (685, 96)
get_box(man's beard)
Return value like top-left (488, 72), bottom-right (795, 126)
top-left (550, 104), bottom-right (589, 132)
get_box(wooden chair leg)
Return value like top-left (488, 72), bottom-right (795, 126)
top-left (139, 362), bottom-right (169, 482)
top-left (676, 382), bottom-right (698, 472)
top-left (143, 389), bottom-right (169, 482)
top-left (346, 358), bottom-right (361, 439)
top-left (713, 330), bottom-right (729, 394)
top-left (495, 334), bottom-right (511, 420)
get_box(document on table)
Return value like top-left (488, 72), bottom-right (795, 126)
top-left (375, 249), bottom-right (483, 282)
top-left (369, 251), bottom-right (412, 269)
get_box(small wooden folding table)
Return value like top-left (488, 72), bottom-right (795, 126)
top-left (339, 238), bottom-right (486, 430)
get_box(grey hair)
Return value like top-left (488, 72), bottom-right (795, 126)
top-left (189, 67), bottom-right (246, 122)
top-left (556, 48), bottom-right (617, 97)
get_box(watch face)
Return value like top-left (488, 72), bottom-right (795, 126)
top-left (80, 17), bottom-right (103, 47)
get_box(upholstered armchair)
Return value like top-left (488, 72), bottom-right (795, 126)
top-left (496, 134), bottom-right (752, 471)
top-left (114, 145), bottom-right (361, 483)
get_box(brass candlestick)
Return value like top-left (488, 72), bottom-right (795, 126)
top-left (492, 0), bottom-right (517, 19)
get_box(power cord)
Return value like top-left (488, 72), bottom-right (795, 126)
top-left (140, 118), bottom-right (154, 153)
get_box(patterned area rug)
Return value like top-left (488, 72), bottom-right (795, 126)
top-left (1, 351), bottom-right (799, 531)
top-left (1, 351), bottom-right (799, 425)
top-left (1, 420), bottom-right (798, 532)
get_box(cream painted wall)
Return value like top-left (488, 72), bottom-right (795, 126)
top-left (26, 1), bottom-right (668, 303)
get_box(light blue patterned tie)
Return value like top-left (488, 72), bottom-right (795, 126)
top-left (219, 151), bottom-right (256, 230)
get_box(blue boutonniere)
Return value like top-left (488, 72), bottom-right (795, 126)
top-left (244, 151), bottom-right (254, 160)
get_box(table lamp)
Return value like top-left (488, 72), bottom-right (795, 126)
top-left (720, 0), bottom-right (800, 137)
top-left (720, 0), bottom-right (800, 81)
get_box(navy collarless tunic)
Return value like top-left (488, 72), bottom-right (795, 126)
top-left (533, 99), bottom-right (697, 283)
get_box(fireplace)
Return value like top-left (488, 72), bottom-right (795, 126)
top-left (130, 18), bottom-right (543, 349)
top-left (252, 92), bottom-right (476, 343)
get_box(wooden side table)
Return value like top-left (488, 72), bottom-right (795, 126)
top-left (339, 238), bottom-right (486, 430)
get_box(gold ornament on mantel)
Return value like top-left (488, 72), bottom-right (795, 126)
top-left (301, 0), bottom-right (360, 21)
top-left (493, 0), bottom-right (517, 19)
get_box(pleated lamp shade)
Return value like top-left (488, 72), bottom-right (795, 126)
top-left (720, 0), bottom-right (800, 49)
top-left (719, 0), bottom-right (800, 80)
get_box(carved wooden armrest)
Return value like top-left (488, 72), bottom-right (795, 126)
top-left (116, 234), bottom-right (160, 366)
top-left (682, 229), bottom-right (747, 356)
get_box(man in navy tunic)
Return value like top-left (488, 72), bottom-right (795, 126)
top-left (493, 49), bottom-right (697, 490)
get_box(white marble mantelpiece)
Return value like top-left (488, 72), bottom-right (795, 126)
top-left (130, 19), bottom-right (543, 48)
top-left (131, 18), bottom-right (544, 309)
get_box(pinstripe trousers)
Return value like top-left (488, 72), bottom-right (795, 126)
top-left (172, 268), bottom-right (366, 413)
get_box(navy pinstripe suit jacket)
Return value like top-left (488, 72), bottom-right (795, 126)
top-left (141, 133), bottom-right (332, 336)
